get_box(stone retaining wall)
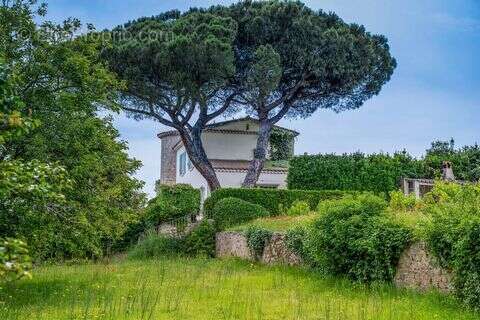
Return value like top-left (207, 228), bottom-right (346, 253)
top-left (216, 232), bottom-right (453, 293)
top-left (216, 231), bottom-right (253, 261)
top-left (216, 231), bottom-right (302, 265)
top-left (394, 242), bottom-right (453, 293)
top-left (262, 233), bottom-right (303, 266)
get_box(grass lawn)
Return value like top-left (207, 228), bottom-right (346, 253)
top-left (0, 257), bottom-right (477, 320)
top-left (228, 213), bottom-right (317, 232)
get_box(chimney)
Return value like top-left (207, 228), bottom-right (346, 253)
top-left (441, 161), bottom-right (455, 181)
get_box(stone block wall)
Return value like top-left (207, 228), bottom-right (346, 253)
top-left (262, 233), bottom-right (303, 266)
top-left (216, 233), bottom-right (453, 293)
top-left (394, 242), bottom-right (453, 293)
top-left (216, 231), bottom-right (302, 266)
top-left (159, 134), bottom-right (180, 185)
top-left (216, 231), bottom-right (253, 261)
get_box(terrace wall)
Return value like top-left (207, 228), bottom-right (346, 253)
top-left (216, 231), bottom-right (302, 266)
top-left (216, 232), bottom-right (453, 292)
top-left (394, 242), bottom-right (453, 293)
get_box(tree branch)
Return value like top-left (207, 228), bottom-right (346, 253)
top-left (205, 92), bottom-right (237, 122)
top-left (268, 102), bottom-right (291, 124)
top-left (266, 76), bottom-right (307, 111)
top-left (122, 105), bottom-right (177, 128)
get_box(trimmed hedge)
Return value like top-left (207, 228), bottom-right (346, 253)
top-left (211, 197), bottom-right (270, 230)
top-left (145, 184), bottom-right (200, 225)
top-left (204, 188), bottom-right (349, 218)
top-left (287, 152), bottom-right (425, 194)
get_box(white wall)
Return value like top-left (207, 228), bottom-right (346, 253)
top-left (216, 171), bottom-right (287, 189)
top-left (214, 119), bottom-right (260, 132)
top-left (202, 131), bottom-right (258, 161)
top-left (174, 119), bottom-right (287, 202)
top-left (176, 146), bottom-right (287, 202)
top-left (176, 146), bottom-right (210, 202)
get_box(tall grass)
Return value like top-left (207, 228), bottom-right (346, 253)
top-left (127, 231), bottom-right (184, 260)
top-left (0, 257), bottom-right (477, 319)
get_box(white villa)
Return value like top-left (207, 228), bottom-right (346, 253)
top-left (158, 117), bottom-right (298, 201)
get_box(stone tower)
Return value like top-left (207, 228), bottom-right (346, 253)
top-left (441, 161), bottom-right (455, 181)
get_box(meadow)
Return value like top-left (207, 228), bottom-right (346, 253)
top-left (1, 257), bottom-right (477, 320)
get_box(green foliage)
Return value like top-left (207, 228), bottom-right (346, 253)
top-left (285, 226), bottom-right (313, 264)
top-left (423, 182), bottom-right (480, 309)
top-left (183, 220), bottom-right (217, 257)
top-left (307, 194), bottom-right (411, 282)
top-left (288, 142), bottom-right (479, 195)
top-left (103, 9), bottom-right (242, 190)
top-left (245, 226), bottom-right (272, 259)
top-left (127, 231), bottom-right (184, 260)
top-left (204, 188), bottom-right (349, 218)
top-left (112, 212), bottom-right (154, 253)
top-left (128, 220), bottom-right (217, 259)
top-left (269, 128), bottom-right (296, 161)
top-left (0, 238), bottom-right (32, 283)
top-left (107, 11), bottom-right (236, 96)
top-left (6, 114), bottom-right (145, 260)
top-left (228, 214), bottom-right (317, 233)
top-left (0, 2), bottom-right (146, 261)
top-left (288, 152), bottom-right (426, 194)
top-left (207, 0), bottom-right (396, 118)
top-left (1, 258), bottom-right (479, 319)
top-left (389, 190), bottom-right (419, 211)
top-left (145, 184), bottom-right (200, 225)
top-left (245, 44), bottom-right (282, 104)
top-left (0, 61), bottom-right (38, 145)
top-left (286, 200), bottom-right (311, 216)
top-left (210, 197), bottom-right (270, 230)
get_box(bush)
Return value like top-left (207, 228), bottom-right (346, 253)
top-left (183, 220), bottom-right (217, 257)
top-left (287, 152), bottom-right (425, 194)
top-left (0, 238), bottom-right (32, 283)
top-left (285, 226), bottom-right (313, 264)
top-left (127, 231), bottom-right (184, 260)
top-left (204, 188), bottom-right (349, 218)
top-left (145, 184), bottom-right (200, 225)
top-left (211, 197), bottom-right (270, 230)
top-left (112, 212), bottom-right (154, 253)
top-left (389, 190), bottom-right (419, 211)
top-left (424, 182), bottom-right (480, 309)
top-left (307, 194), bottom-right (411, 282)
top-left (286, 200), bottom-right (311, 216)
top-left (245, 226), bottom-right (272, 259)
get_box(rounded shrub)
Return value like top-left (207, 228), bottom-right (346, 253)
top-left (145, 184), bottom-right (200, 225)
top-left (211, 197), bottom-right (269, 230)
top-left (307, 194), bottom-right (411, 282)
top-left (204, 188), bottom-right (349, 218)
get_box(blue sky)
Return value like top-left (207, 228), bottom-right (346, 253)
top-left (44, 0), bottom-right (480, 196)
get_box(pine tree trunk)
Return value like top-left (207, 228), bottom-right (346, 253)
top-left (242, 120), bottom-right (273, 188)
top-left (179, 127), bottom-right (221, 191)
